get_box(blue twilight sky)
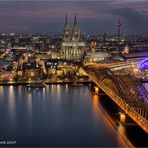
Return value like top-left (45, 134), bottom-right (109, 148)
top-left (0, 0), bottom-right (148, 34)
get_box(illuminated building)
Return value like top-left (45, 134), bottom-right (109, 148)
top-left (60, 14), bottom-right (86, 61)
top-left (84, 52), bottom-right (111, 63)
top-left (123, 44), bottom-right (129, 54)
top-left (91, 41), bottom-right (97, 52)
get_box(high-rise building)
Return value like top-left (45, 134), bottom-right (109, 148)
top-left (60, 14), bottom-right (85, 61)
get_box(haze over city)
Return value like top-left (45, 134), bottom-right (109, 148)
top-left (0, 0), bottom-right (148, 33)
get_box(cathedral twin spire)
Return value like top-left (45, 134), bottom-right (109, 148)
top-left (63, 14), bottom-right (80, 42)
top-left (64, 14), bottom-right (69, 31)
top-left (74, 14), bottom-right (78, 28)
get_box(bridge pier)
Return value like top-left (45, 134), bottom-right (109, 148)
top-left (94, 86), bottom-right (99, 94)
top-left (91, 83), bottom-right (106, 95)
top-left (119, 112), bottom-right (139, 126)
top-left (94, 86), bottom-right (106, 95)
top-left (119, 112), bottom-right (126, 124)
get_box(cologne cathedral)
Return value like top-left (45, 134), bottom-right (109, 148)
top-left (60, 14), bottom-right (86, 61)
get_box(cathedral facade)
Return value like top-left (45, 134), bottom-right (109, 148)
top-left (60, 14), bottom-right (86, 61)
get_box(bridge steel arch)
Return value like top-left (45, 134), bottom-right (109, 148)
top-left (83, 66), bottom-right (148, 133)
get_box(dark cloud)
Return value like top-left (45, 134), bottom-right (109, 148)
top-left (110, 7), bottom-right (148, 33)
top-left (0, 0), bottom-right (148, 34)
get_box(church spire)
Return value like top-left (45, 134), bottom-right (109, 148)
top-left (63, 14), bottom-right (70, 41)
top-left (74, 13), bottom-right (78, 27)
top-left (64, 13), bottom-right (69, 30)
top-left (72, 13), bottom-right (80, 42)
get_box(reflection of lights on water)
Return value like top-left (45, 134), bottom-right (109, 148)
top-left (57, 84), bottom-right (60, 89)
top-left (18, 86), bottom-right (23, 97)
top-left (57, 84), bottom-right (61, 99)
top-left (65, 84), bottom-right (68, 93)
top-left (117, 123), bottom-right (127, 144)
top-left (73, 87), bottom-right (78, 95)
top-left (9, 86), bottom-right (14, 103)
top-left (0, 86), bottom-right (4, 97)
top-left (116, 116), bottom-right (134, 147)
top-left (26, 92), bottom-right (32, 127)
top-left (117, 123), bottom-right (134, 147)
top-left (117, 123), bottom-right (125, 134)
top-left (43, 87), bottom-right (46, 99)
top-left (27, 93), bottom-right (32, 114)
top-left (51, 84), bottom-right (54, 91)
top-left (93, 94), bottom-right (99, 106)
top-left (92, 94), bottom-right (100, 117)
top-left (8, 86), bottom-right (16, 124)
top-left (50, 84), bottom-right (54, 99)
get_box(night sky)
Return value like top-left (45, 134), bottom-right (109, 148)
top-left (0, 0), bottom-right (148, 34)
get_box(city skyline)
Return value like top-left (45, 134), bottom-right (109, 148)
top-left (0, 1), bottom-right (148, 147)
top-left (0, 0), bottom-right (148, 34)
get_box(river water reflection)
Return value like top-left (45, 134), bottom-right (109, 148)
top-left (0, 84), bottom-right (127, 147)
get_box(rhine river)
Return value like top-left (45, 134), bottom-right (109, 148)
top-left (0, 84), bottom-right (137, 147)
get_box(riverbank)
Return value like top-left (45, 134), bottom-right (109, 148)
top-left (0, 80), bottom-right (92, 86)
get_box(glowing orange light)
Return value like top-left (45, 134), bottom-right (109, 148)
top-left (120, 112), bottom-right (126, 123)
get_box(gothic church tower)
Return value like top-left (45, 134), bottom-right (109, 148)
top-left (60, 14), bottom-right (85, 61)
top-left (72, 14), bottom-right (80, 42)
top-left (63, 14), bottom-right (70, 42)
